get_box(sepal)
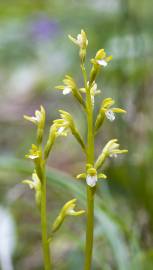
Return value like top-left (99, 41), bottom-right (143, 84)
top-left (76, 173), bottom-right (86, 180)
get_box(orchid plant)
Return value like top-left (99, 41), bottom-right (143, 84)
top-left (23, 29), bottom-right (128, 270)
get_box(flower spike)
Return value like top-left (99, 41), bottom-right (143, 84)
top-left (22, 30), bottom-right (128, 270)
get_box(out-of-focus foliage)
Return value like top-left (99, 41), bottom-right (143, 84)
top-left (0, 0), bottom-right (153, 269)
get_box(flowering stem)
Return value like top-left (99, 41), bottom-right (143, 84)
top-left (84, 81), bottom-right (95, 270)
top-left (41, 164), bottom-right (52, 270)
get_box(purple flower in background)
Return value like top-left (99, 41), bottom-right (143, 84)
top-left (30, 15), bottom-right (59, 41)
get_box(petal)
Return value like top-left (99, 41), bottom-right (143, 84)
top-left (86, 175), bottom-right (97, 187)
top-left (76, 173), bottom-right (86, 179)
top-left (97, 59), bottom-right (108, 66)
top-left (22, 180), bottom-right (34, 189)
top-left (24, 115), bottom-right (37, 124)
top-left (105, 110), bottom-right (115, 121)
top-left (109, 153), bottom-right (118, 158)
top-left (77, 34), bottom-right (83, 46)
top-left (68, 35), bottom-right (78, 45)
top-left (63, 87), bottom-right (71, 95)
top-left (98, 173), bottom-right (107, 179)
top-left (57, 126), bottom-right (65, 135)
top-left (102, 98), bottom-right (115, 108)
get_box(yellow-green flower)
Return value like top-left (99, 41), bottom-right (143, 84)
top-left (68, 29), bottom-right (88, 63)
top-left (90, 49), bottom-right (112, 84)
top-left (76, 165), bottom-right (107, 187)
top-left (22, 171), bottom-right (42, 208)
top-left (44, 111), bottom-right (85, 160)
top-left (90, 81), bottom-right (101, 106)
top-left (95, 139), bottom-right (128, 170)
top-left (79, 81), bottom-right (101, 106)
top-left (24, 106), bottom-right (45, 127)
top-left (55, 75), bottom-right (85, 107)
top-left (92, 48), bottom-right (112, 67)
top-left (95, 98), bottom-right (126, 133)
top-left (53, 110), bottom-right (85, 150)
top-left (68, 29), bottom-right (88, 49)
top-left (22, 171), bottom-right (41, 190)
top-left (24, 106), bottom-right (46, 144)
top-left (55, 75), bottom-right (76, 95)
top-left (103, 98), bottom-right (126, 121)
top-left (25, 144), bottom-right (41, 160)
top-left (52, 198), bottom-right (85, 233)
top-left (53, 112), bottom-right (71, 137)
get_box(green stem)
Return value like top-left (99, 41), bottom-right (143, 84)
top-left (84, 82), bottom-right (95, 270)
top-left (81, 64), bottom-right (87, 89)
top-left (41, 165), bottom-right (52, 270)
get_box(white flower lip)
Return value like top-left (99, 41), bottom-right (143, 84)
top-left (86, 175), bottom-right (97, 187)
top-left (105, 109), bottom-right (115, 121)
top-left (57, 126), bottom-right (65, 135)
top-left (97, 59), bottom-right (108, 66)
top-left (63, 87), bottom-right (71, 95)
top-left (77, 34), bottom-right (83, 46)
top-left (35, 111), bottom-right (41, 122)
top-left (28, 154), bottom-right (39, 160)
top-left (109, 153), bottom-right (118, 158)
top-left (31, 113), bottom-right (41, 123)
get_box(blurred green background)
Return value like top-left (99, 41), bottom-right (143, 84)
top-left (0, 0), bottom-right (153, 269)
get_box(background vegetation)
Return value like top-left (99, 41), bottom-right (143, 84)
top-left (0, 0), bottom-right (153, 269)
